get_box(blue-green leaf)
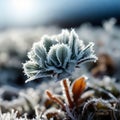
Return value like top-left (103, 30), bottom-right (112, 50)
top-left (33, 42), bottom-right (47, 67)
top-left (41, 35), bottom-right (58, 52)
top-left (47, 44), bottom-right (60, 67)
top-left (57, 29), bottom-right (70, 44)
top-left (23, 61), bottom-right (39, 77)
top-left (56, 44), bottom-right (71, 68)
top-left (69, 29), bottom-right (80, 59)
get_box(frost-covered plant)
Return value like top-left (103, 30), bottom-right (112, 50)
top-left (82, 98), bottom-right (118, 120)
top-left (0, 109), bottom-right (45, 120)
top-left (45, 77), bottom-right (119, 120)
top-left (23, 29), bottom-right (97, 82)
top-left (0, 109), bottom-right (28, 120)
top-left (22, 29), bottom-right (98, 120)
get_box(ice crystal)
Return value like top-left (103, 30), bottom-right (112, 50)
top-left (23, 29), bottom-right (97, 82)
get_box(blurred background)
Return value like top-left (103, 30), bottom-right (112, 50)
top-left (0, 0), bottom-right (120, 115)
top-left (0, 0), bottom-right (120, 29)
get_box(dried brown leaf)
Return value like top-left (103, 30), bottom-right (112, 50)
top-left (72, 77), bottom-right (86, 102)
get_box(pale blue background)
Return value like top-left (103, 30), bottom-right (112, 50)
top-left (0, 0), bottom-right (120, 28)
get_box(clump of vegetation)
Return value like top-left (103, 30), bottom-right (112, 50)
top-left (22, 29), bottom-right (120, 120)
top-left (45, 77), bottom-right (120, 120)
top-left (45, 77), bottom-right (87, 120)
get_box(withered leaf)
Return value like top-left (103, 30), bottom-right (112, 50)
top-left (72, 77), bottom-right (86, 102)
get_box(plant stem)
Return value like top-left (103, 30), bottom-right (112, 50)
top-left (62, 79), bottom-right (74, 108)
top-left (46, 90), bottom-right (65, 110)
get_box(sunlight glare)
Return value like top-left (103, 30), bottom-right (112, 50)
top-left (10, 0), bottom-right (36, 23)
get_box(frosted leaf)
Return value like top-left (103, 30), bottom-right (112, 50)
top-left (47, 44), bottom-right (60, 67)
top-left (25, 70), bottom-right (53, 83)
top-left (28, 50), bottom-right (40, 63)
top-left (33, 43), bottom-right (46, 60)
top-left (77, 42), bottom-right (95, 60)
top-left (77, 55), bottom-right (98, 66)
top-left (69, 29), bottom-right (80, 59)
top-left (56, 44), bottom-right (71, 68)
top-left (41, 35), bottom-right (58, 52)
top-left (58, 29), bottom-right (70, 44)
top-left (33, 42), bottom-right (47, 62)
top-left (23, 61), bottom-right (39, 77)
